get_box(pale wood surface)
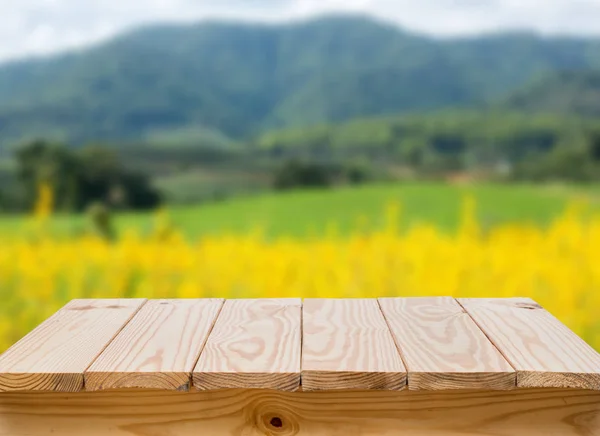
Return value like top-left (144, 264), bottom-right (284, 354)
top-left (302, 298), bottom-right (406, 391)
top-left (1, 389), bottom-right (599, 435)
top-left (459, 298), bottom-right (600, 390)
top-left (86, 299), bottom-right (223, 391)
top-left (193, 299), bottom-right (302, 391)
top-left (2, 297), bottom-right (599, 394)
top-left (0, 299), bottom-right (146, 393)
top-left (379, 297), bottom-right (516, 390)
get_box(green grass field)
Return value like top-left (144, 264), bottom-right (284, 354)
top-left (0, 182), bottom-right (597, 240)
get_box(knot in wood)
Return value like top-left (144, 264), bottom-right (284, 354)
top-left (245, 394), bottom-right (299, 435)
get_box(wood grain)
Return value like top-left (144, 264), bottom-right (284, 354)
top-left (0, 299), bottom-right (146, 393)
top-left (193, 299), bottom-right (301, 391)
top-left (302, 298), bottom-right (406, 391)
top-left (85, 299), bottom-right (223, 391)
top-left (379, 297), bottom-right (516, 390)
top-left (1, 388), bottom-right (599, 435)
top-left (459, 298), bottom-right (600, 390)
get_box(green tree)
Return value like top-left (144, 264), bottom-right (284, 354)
top-left (15, 140), bottom-right (79, 210)
top-left (273, 160), bottom-right (338, 190)
top-left (14, 141), bottom-right (161, 212)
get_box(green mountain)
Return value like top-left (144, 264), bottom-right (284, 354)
top-left (503, 71), bottom-right (600, 116)
top-left (0, 15), bottom-right (599, 148)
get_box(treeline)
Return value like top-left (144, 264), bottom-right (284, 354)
top-left (2, 111), bottom-right (600, 212)
top-left (253, 111), bottom-right (600, 182)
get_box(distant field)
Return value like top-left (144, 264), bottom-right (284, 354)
top-left (0, 182), bottom-right (597, 239)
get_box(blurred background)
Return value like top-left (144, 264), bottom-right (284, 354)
top-left (1, 0), bottom-right (600, 352)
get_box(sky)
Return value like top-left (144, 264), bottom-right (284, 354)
top-left (1, 0), bottom-right (600, 62)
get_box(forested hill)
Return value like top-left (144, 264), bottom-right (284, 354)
top-left (502, 71), bottom-right (600, 116)
top-left (0, 15), bottom-right (600, 148)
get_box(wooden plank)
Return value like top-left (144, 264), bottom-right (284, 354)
top-left (302, 298), bottom-right (406, 391)
top-left (379, 297), bottom-right (516, 390)
top-left (459, 298), bottom-right (600, 390)
top-left (193, 299), bottom-right (301, 391)
top-left (0, 299), bottom-right (146, 393)
top-left (86, 299), bottom-right (223, 391)
top-left (1, 389), bottom-right (599, 435)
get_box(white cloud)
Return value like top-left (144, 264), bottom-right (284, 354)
top-left (0, 0), bottom-right (599, 62)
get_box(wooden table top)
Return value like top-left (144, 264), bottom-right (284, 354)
top-left (0, 297), bottom-right (599, 393)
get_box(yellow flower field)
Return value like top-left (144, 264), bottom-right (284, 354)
top-left (0, 196), bottom-right (599, 353)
